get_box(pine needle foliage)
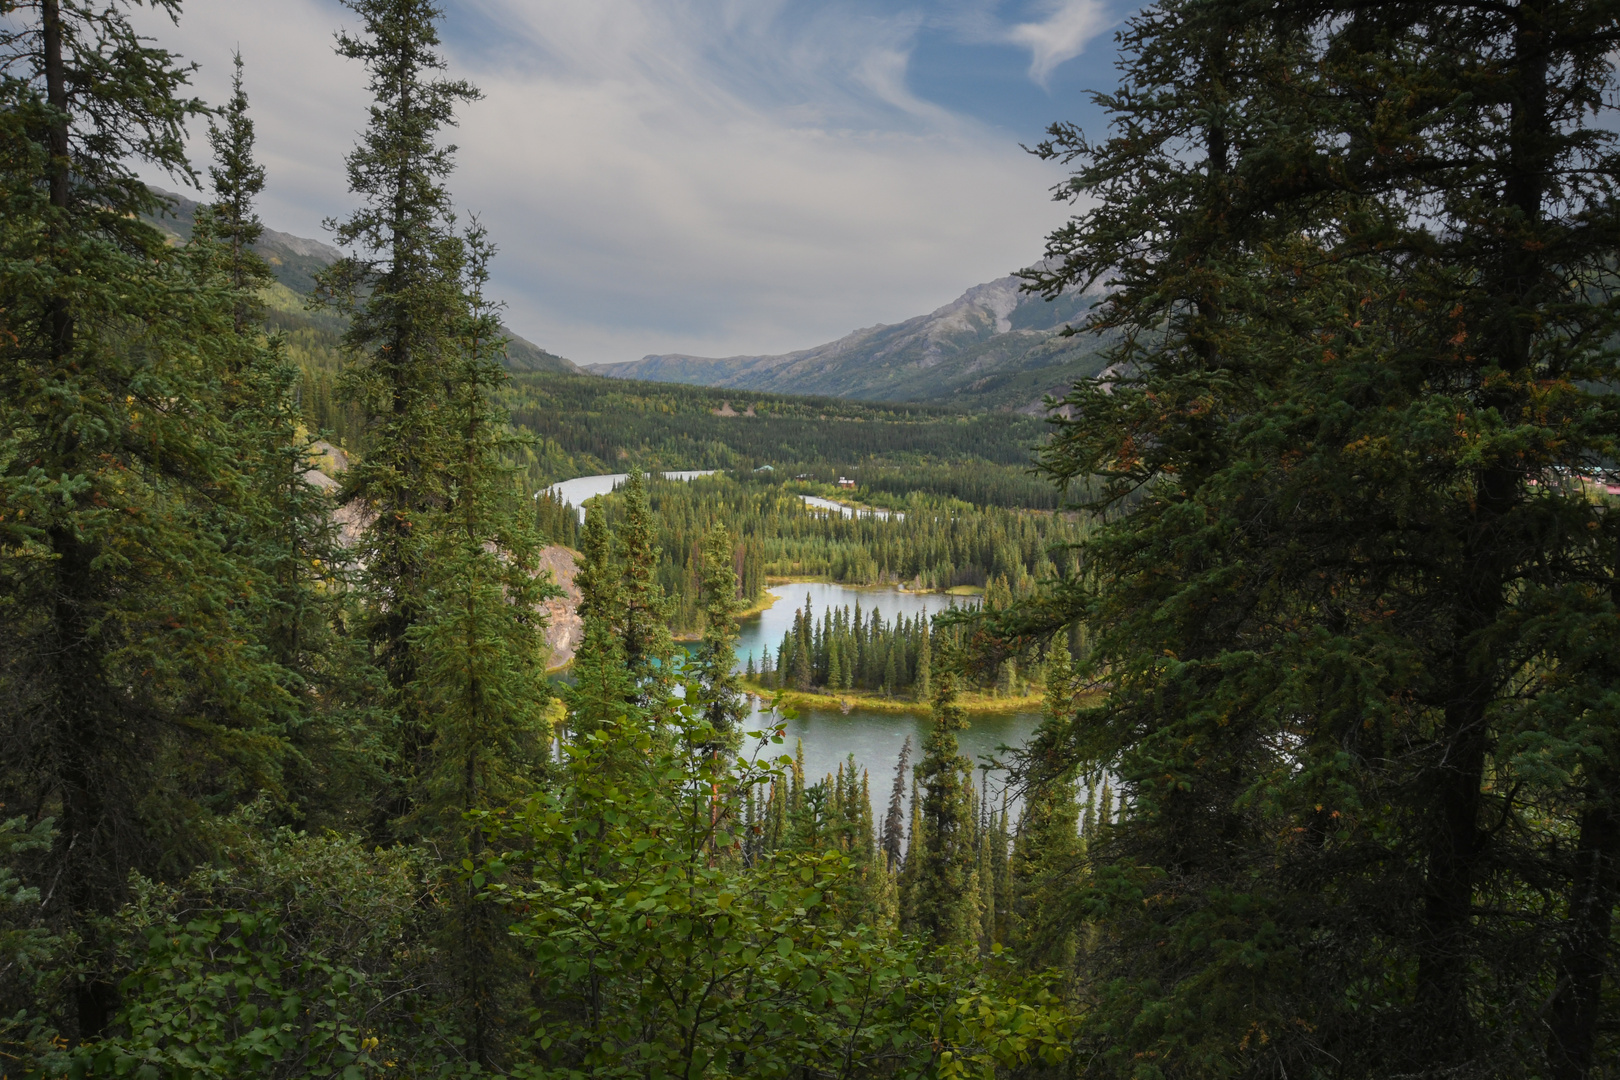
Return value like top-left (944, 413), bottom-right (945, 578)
top-left (314, 0), bottom-right (482, 812)
top-left (0, 0), bottom-right (298, 1039)
top-left (904, 641), bottom-right (978, 950)
top-left (992, 0), bottom-right (1620, 1075)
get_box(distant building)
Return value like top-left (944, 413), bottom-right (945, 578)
top-left (836, 477), bottom-right (857, 489)
top-left (753, 464), bottom-right (774, 473)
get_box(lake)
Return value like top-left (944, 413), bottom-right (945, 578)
top-left (734, 581), bottom-right (975, 670)
top-left (543, 469), bottom-right (899, 526)
top-left (542, 476), bottom-right (1040, 819)
top-left (730, 582), bottom-right (1035, 820)
top-left (734, 695), bottom-right (1039, 823)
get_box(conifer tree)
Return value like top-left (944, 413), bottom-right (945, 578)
top-left (410, 226), bottom-right (554, 828)
top-left (905, 644), bottom-right (976, 949)
top-left (915, 620), bottom-right (931, 700)
top-left (1010, 637), bottom-right (1080, 967)
top-left (882, 736), bottom-right (912, 871)
top-left (196, 53), bottom-right (267, 335)
top-left (791, 617), bottom-right (813, 691)
top-left (409, 227), bottom-right (554, 1069)
top-left (566, 499), bottom-right (641, 753)
top-left (1000, 1), bottom-right (1620, 1070)
top-left (192, 54), bottom-right (361, 821)
top-left (616, 468), bottom-right (674, 702)
top-left (693, 523), bottom-right (745, 745)
top-left (0, 0), bottom-right (293, 1037)
top-left (575, 499), bottom-right (620, 624)
top-left (315, 0), bottom-right (481, 822)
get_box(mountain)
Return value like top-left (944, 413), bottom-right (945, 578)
top-left (585, 275), bottom-right (1112, 410)
top-left (143, 186), bottom-right (578, 374)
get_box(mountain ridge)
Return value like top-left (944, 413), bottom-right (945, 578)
top-left (143, 186), bottom-right (578, 374)
top-left (586, 274), bottom-right (1111, 411)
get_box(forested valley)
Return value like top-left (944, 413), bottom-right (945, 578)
top-left (5, 0), bottom-right (1620, 1079)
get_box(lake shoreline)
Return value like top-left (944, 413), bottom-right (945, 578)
top-left (672, 589), bottom-right (783, 642)
top-left (740, 677), bottom-right (1044, 717)
top-left (762, 576), bottom-right (979, 597)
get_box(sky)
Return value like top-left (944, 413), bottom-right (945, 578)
top-left (133, 0), bottom-right (1128, 366)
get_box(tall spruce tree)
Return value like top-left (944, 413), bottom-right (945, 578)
top-left (693, 523), bottom-right (745, 746)
top-left (616, 467), bottom-right (674, 703)
top-left (195, 52), bottom-right (266, 335)
top-left (315, 0), bottom-right (480, 824)
top-left (995, 0), bottom-right (1620, 1074)
top-left (0, 0), bottom-right (296, 1037)
top-left (882, 736), bottom-right (912, 871)
top-left (566, 499), bottom-right (637, 744)
top-left (904, 642), bottom-right (976, 949)
top-left (191, 53), bottom-right (362, 823)
top-left (408, 226), bottom-right (554, 1069)
top-left (1008, 636), bottom-right (1080, 968)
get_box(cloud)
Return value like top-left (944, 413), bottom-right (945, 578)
top-left (129, 0), bottom-right (1075, 366)
top-left (1003, 0), bottom-right (1112, 87)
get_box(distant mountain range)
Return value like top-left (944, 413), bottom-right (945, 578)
top-left (143, 187), bottom-right (577, 374)
top-left (144, 186), bottom-right (1108, 409)
top-left (585, 275), bottom-right (1111, 411)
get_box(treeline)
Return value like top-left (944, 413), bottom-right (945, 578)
top-left (755, 597), bottom-right (1039, 701)
top-left (502, 372), bottom-right (1051, 476)
top-left (581, 470), bottom-right (1084, 633)
top-left (272, 285), bottom-right (1063, 495)
top-left (760, 596), bottom-right (938, 698)
top-left (741, 698), bottom-right (1121, 964)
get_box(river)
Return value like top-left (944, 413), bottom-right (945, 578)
top-left (799, 494), bottom-right (901, 520)
top-left (546, 470), bottom-right (898, 525)
top-left (546, 470), bottom-right (718, 521)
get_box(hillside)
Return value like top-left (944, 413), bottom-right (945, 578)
top-left (587, 275), bottom-right (1113, 410)
top-left (143, 186), bottom-right (577, 374)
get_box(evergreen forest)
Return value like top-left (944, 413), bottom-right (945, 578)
top-left (3, 1), bottom-right (1620, 1079)
top-left (569, 470), bottom-right (1085, 634)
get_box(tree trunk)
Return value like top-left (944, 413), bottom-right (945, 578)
top-left (1546, 797), bottom-right (1619, 1080)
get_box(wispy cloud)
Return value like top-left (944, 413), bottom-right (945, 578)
top-left (131, 0), bottom-right (1079, 365)
top-left (1003, 0), bottom-right (1112, 87)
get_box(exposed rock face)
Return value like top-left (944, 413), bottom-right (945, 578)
top-left (535, 544), bottom-right (582, 670)
top-left (302, 446), bottom-right (582, 670)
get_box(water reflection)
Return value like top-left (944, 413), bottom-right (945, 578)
top-left (735, 582), bottom-right (977, 670)
top-left (736, 695), bottom-right (1041, 823)
top-left (799, 494), bottom-right (902, 520)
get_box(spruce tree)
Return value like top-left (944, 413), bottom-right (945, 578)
top-left (914, 620), bottom-right (931, 700)
top-left (192, 54), bottom-right (362, 823)
top-left (0, 0), bottom-right (293, 1038)
top-left (196, 53), bottom-right (267, 335)
top-left (410, 227), bottom-right (552, 833)
top-left (999, 0), bottom-right (1620, 1073)
top-left (882, 736), bottom-right (911, 871)
top-left (905, 644), bottom-right (976, 949)
top-left (575, 499), bottom-right (621, 624)
top-left (315, 0), bottom-right (480, 823)
top-left (616, 468), bottom-right (674, 702)
top-left (1009, 636), bottom-right (1080, 967)
top-left (408, 227), bottom-right (555, 1069)
top-left (693, 523), bottom-right (745, 746)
